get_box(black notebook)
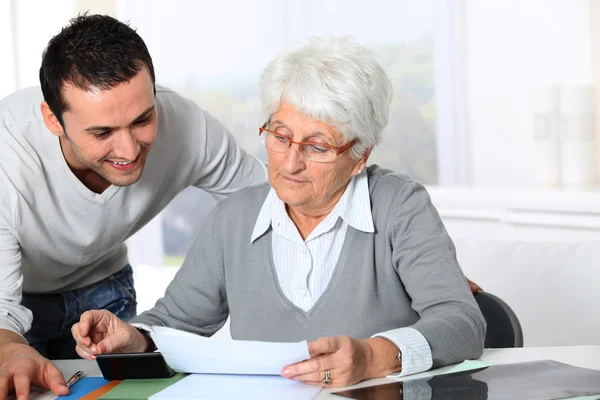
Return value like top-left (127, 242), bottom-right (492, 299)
top-left (333, 360), bottom-right (600, 400)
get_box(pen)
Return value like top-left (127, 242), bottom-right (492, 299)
top-left (65, 370), bottom-right (84, 389)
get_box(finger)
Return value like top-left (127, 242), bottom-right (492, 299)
top-left (289, 369), bottom-right (324, 383)
top-left (45, 363), bottom-right (69, 396)
top-left (96, 329), bottom-right (131, 354)
top-left (77, 310), bottom-right (101, 338)
top-left (13, 368), bottom-right (32, 400)
top-left (308, 336), bottom-right (341, 357)
top-left (77, 311), bottom-right (112, 354)
top-left (90, 331), bottom-right (109, 347)
top-left (0, 375), bottom-right (10, 400)
top-left (71, 323), bottom-right (91, 348)
top-left (294, 368), bottom-right (344, 387)
top-left (75, 344), bottom-right (96, 360)
top-left (282, 354), bottom-right (333, 379)
top-left (467, 279), bottom-right (483, 293)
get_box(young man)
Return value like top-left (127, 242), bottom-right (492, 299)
top-left (0, 14), bottom-right (265, 398)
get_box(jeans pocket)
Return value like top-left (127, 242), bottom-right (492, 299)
top-left (110, 265), bottom-right (137, 318)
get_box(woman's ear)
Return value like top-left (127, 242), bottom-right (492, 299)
top-left (353, 147), bottom-right (372, 175)
top-left (40, 101), bottom-right (65, 137)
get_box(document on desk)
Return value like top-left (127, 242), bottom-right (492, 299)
top-left (149, 374), bottom-right (322, 400)
top-left (150, 326), bottom-right (310, 375)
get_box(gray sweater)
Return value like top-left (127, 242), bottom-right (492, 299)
top-left (0, 86), bottom-right (265, 335)
top-left (132, 165), bottom-right (485, 367)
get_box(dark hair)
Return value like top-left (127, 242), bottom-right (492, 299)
top-left (39, 13), bottom-right (156, 127)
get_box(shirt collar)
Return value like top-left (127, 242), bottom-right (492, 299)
top-left (250, 170), bottom-right (374, 243)
top-left (341, 170), bottom-right (374, 233)
top-left (251, 188), bottom-right (279, 243)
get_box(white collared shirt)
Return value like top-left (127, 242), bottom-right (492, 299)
top-left (251, 171), bottom-right (433, 376)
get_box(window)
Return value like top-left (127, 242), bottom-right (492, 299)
top-left (9, 1), bottom-right (76, 90)
top-left (3, 1), bottom-right (597, 323)
top-left (1, 1), bottom-right (76, 99)
top-left (118, 0), bottom-right (441, 270)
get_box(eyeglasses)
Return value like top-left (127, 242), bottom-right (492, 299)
top-left (259, 124), bottom-right (358, 163)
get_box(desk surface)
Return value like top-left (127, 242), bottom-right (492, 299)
top-left (26, 345), bottom-right (600, 399)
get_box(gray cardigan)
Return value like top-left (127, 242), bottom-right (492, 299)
top-left (132, 165), bottom-right (485, 367)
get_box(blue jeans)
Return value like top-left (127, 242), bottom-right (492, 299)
top-left (21, 265), bottom-right (137, 360)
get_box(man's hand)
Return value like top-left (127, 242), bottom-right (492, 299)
top-left (0, 340), bottom-right (69, 400)
top-left (72, 310), bottom-right (151, 359)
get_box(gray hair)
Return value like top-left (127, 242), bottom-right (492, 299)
top-left (259, 36), bottom-right (393, 159)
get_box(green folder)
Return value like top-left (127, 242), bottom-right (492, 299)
top-left (99, 373), bottom-right (187, 399)
top-left (445, 359), bottom-right (490, 373)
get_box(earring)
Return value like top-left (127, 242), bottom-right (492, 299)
top-left (356, 169), bottom-right (362, 175)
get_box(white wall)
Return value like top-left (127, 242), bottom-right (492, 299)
top-left (428, 186), bottom-right (600, 346)
top-left (0, 1), bottom-right (16, 99)
top-left (464, 0), bottom-right (593, 188)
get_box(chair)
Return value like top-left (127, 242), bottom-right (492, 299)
top-left (474, 291), bottom-right (523, 348)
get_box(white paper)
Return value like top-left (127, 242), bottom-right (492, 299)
top-left (149, 374), bottom-right (322, 400)
top-left (151, 326), bottom-right (310, 375)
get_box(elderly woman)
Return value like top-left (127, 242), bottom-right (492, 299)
top-left (72, 36), bottom-right (485, 387)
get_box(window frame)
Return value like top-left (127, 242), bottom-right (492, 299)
top-left (433, 0), bottom-right (470, 186)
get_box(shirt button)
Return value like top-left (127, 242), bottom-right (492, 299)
top-left (302, 248), bottom-right (307, 254)
top-left (299, 290), bottom-right (308, 297)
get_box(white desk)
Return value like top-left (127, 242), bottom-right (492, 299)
top-left (26, 345), bottom-right (600, 399)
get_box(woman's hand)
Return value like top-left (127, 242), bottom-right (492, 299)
top-left (467, 278), bottom-right (483, 293)
top-left (71, 310), bottom-right (152, 359)
top-left (281, 335), bottom-right (376, 387)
